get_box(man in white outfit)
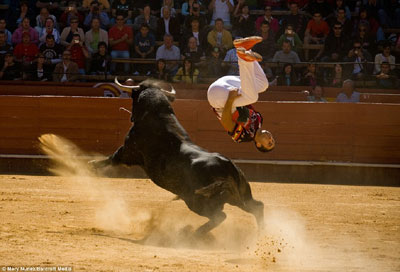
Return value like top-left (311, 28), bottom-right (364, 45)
top-left (207, 36), bottom-right (275, 152)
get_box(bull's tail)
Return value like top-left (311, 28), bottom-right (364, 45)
top-left (195, 178), bottom-right (244, 206)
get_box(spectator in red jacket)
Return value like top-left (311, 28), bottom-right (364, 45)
top-left (14, 32), bottom-right (39, 65)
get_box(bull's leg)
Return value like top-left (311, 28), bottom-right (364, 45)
top-left (239, 199), bottom-right (264, 230)
top-left (195, 211), bottom-right (227, 235)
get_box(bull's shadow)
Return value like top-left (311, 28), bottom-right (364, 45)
top-left (91, 225), bottom-right (218, 250)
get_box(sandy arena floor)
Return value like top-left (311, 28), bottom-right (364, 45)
top-left (0, 174), bottom-right (399, 272)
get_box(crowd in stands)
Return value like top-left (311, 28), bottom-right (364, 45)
top-left (0, 0), bottom-right (399, 89)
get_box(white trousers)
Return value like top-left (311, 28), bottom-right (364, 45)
top-left (207, 57), bottom-right (269, 112)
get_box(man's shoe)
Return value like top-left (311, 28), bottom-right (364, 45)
top-left (236, 47), bottom-right (263, 62)
top-left (233, 36), bottom-right (263, 50)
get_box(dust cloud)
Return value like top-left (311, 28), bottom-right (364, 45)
top-left (38, 134), bottom-right (377, 271)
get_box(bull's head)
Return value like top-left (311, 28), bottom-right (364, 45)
top-left (114, 77), bottom-right (176, 102)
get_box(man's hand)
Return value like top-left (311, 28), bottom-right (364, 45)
top-left (227, 88), bottom-right (241, 101)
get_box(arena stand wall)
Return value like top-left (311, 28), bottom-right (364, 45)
top-left (0, 82), bottom-right (399, 186)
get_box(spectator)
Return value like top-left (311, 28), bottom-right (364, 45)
top-left (321, 21), bottom-right (346, 62)
top-left (156, 6), bottom-right (181, 41)
top-left (208, 0), bottom-right (234, 27)
top-left (36, 1), bottom-right (60, 17)
top-left (253, 21), bottom-right (276, 61)
top-left (12, 17), bottom-right (39, 45)
top-left (15, 1), bottom-right (36, 28)
top-left (328, 7), bottom-right (352, 38)
top-left (272, 40), bottom-right (301, 64)
top-left (66, 33), bottom-right (89, 74)
top-left (111, 0), bottom-right (134, 25)
top-left (39, 17), bottom-right (61, 45)
top-left (375, 62), bottom-right (399, 89)
top-left (374, 43), bottom-right (395, 74)
top-left (151, 58), bottom-right (170, 81)
top-left (304, 11), bottom-right (330, 60)
top-left (53, 50), bottom-right (79, 82)
top-left (365, 0), bottom-right (400, 28)
top-left (281, 2), bottom-right (307, 40)
top-left (29, 53), bottom-right (52, 81)
top-left (0, 19), bottom-right (12, 45)
top-left (306, 0), bottom-right (333, 19)
top-left (59, 1), bottom-right (84, 29)
top-left (203, 46), bottom-right (223, 79)
top-left (134, 23), bottom-right (155, 75)
top-left (276, 24), bottom-right (302, 54)
top-left (232, 4), bottom-right (255, 38)
top-left (85, 18), bottom-right (108, 54)
top-left (181, 36), bottom-right (206, 66)
top-left (325, 63), bottom-right (345, 87)
top-left (353, 8), bottom-right (384, 42)
top-left (35, 8), bottom-right (58, 35)
top-left (161, 0), bottom-right (177, 18)
top-left (13, 32), bottom-right (39, 65)
top-left (344, 39), bottom-right (372, 80)
top-left (181, 17), bottom-right (208, 52)
top-left (301, 62), bottom-right (320, 87)
top-left (276, 63), bottom-right (298, 86)
top-left (108, 13), bottom-right (133, 74)
top-left (353, 23), bottom-right (376, 56)
top-left (0, 31), bottom-right (12, 67)
top-left (183, 2), bottom-right (207, 31)
top-left (0, 52), bottom-right (22, 80)
top-left (156, 34), bottom-right (181, 76)
top-left (330, 0), bottom-right (351, 20)
top-left (89, 41), bottom-right (111, 74)
top-left (82, 0), bottom-right (110, 11)
top-left (207, 18), bottom-right (233, 56)
top-left (173, 58), bottom-right (199, 83)
top-left (223, 47), bottom-right (239, 75)
top-left (336, 79), bottom-right (360, 102)
top-left (40, 34), bottom-right (63, 77)
top-left (60, 17), bottom-right (85, 47)
top-left (262, 0), bottom-right (284, 10)
top-left (84, 0), bottom-right (110, 30)
top-left (232, 0), bottom-right (245, 19)
top-left (255, 6), bottom-right (279, 34)
top-left (307, 85), bottom-right (327, 102)
top-left (133, 5), bottom-right (158, 34)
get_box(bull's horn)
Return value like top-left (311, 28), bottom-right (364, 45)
top-left (114, 77), bottom-right (140, 93)
top-left (163, 86), bottom-right (176, 97)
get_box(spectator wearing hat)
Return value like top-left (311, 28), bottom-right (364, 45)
top-left (203, 46), bottom-right (223, 79)
top-left (85, 17), bottom-right (108, 54)
top-left (53, 50), bottom-right (80, 82)
top-left (12, 17), bottom-right (39, 45)
top-left (0, 52), bottom-right (22, 80)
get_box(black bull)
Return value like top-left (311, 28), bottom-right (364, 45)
top-left (93, 80), bottom-right (264, 234)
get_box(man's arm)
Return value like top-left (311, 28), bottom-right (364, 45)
top-left (220, 89), bottom-right (240, 132)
